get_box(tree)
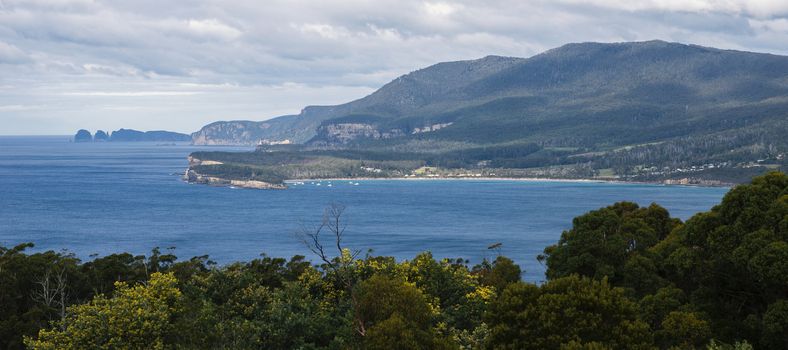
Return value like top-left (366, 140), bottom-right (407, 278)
top-left (656, 171), bottom-right (788, 347)
top-left (761, 300), bottom-right (788, 349)
top-left (485, 275), bottom-right (653, 349)
top-left (26, 272), bottom-right (183, 350)
top-left (476, 256), bottom-right (522, 292)
top-left (356, 275), bottom-right (456, 349)
top-left (31, 266), bottom-right (69, 321)
top-left (539, 202), bottom-right (676, 296)
top-left (658, 311), bottom-right (710, 349)
top-left (296, 203), bottom-right (367, 335)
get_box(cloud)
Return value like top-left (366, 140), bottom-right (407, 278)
top-left (1, 0), bottom-right (787, 134)
top-left (556, 0), bottom-right (788, 18)
top-left (0, 41), bottom-right (30, 63)
top-left (0, 104), bottom-right (45, 111)
top-left (185, 19), bottom-right (242, 40)
top-left (62, 91), bottom-right (203, 97)
top-left (423, 2), bottom-right (460, 17)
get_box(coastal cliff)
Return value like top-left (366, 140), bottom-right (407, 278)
top-left (183, 156), bottom-right (287, 189)
top-left (73, 129), bottom-right (190, 142)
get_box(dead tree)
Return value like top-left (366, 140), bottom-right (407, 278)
top-left (31, 266), bottom-right (69, 323)
top-left (295, 203), bottom-right (365, 335)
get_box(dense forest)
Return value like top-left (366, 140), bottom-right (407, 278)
top-left (2, 172), bottom-right (786, 349)
top-left (188, 135), bottom-right (783, 186)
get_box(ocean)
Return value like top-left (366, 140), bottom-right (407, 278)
top-left (0, 136), bottom-right (728, 282)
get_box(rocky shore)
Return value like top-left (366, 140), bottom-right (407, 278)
top-left (183, 169), bottom-right (287, 189)
top-left (183, 157), bottom-right (286, 189)
top-left (182, 156), bottom-right (733, 190)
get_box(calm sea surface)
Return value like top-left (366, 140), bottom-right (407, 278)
top-left (0, 136), bottom-right (728, 282)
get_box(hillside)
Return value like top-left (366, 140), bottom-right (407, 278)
top-left (188, 41), bottom-right (787, 185)
top-left (191, 55), bottom-right (524, 145)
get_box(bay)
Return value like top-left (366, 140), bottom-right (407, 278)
top-left (0, 136), bottom-right (728, 282)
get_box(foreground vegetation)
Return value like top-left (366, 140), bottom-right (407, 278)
top-left (2, 172), bottom-right (786, 349)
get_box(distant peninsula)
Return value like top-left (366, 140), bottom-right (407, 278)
top-left (73, 129), bottom-right (191, 142)
top-left (183, 41), bottom-right (785, 188)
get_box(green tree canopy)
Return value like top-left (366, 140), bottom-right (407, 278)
top-left (540, 202), bottom-right (678, 295)
top-left (26, 272), bottom-right (183, 350)
top-left (485, 275), bottom-right (652, 349)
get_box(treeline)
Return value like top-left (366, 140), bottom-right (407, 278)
top-left (191, 164), bottom-right (287, 184)
top-left (3, 172), bottom-right (787, 349)
top-left (582, 122), bottom-right (788, 172)
top-left (194, 122), bottom-right (785, 184)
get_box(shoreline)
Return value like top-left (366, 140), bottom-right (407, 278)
top-left (182, 167), bottom-right (733, 189)
top-left (283, 176), bottom-right (733, 188)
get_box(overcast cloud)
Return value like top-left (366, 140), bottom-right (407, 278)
top-left (1, 0), bottom-right (788, 135)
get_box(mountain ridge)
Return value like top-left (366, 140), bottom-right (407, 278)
top-left (191, 54), bottom-right (526, 145)
top-left (187, 40), bottom-right (786, 185)
top-left (192, 40), bottom-right (788, 147)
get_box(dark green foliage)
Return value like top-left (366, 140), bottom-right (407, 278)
top-left (7, 172), bottom-right (788, 349)
top-left (657, 311), bottom-right (711, 349)
top-left (534, 171), bottom-right (788, 349)
top-left (539, 201), bottom-right (678, 295)
top-left (475, 256), bottom-right (522, 292)
top-left (0, 245), bottom-right (180, 350)
top-left (654, 172), bottom-right (788, 347)
top-left (485, 276), bottom-right (653, 350)
top-left (761, 300), bottom-right (788, 349)
top-left (192, 163), bottom-right (286, 184)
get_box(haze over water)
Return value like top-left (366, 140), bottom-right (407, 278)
top-left (0, 136), bottom-right (728, 282)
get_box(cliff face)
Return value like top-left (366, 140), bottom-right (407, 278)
top-left (191, 121), bottom-right (278, 145)
top-left (311, 123), bottom-right (405, 145)
top-left (307, 121), bottom-right (453, 145)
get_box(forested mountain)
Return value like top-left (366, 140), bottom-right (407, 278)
top-left (195, 40), bottom-right (788, 146)
top-left (191, 55), bottom-right (523, 145)
top-left (189, 41), bottom-right (787, 183)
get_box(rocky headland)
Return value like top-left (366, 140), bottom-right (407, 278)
top-left (73, 129), bottom-right (191, 142)
top-left (182, 156), bottom-right (287, 189)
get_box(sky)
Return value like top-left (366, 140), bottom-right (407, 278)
top-left (1, 0), bottom-right (788, 135)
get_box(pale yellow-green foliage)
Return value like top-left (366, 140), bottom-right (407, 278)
top-left (25, 272), bottom-right (183, 350)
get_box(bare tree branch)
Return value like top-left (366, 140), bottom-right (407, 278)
top-left (31, 265), bottom-right (69, 322)
top-left (293, 202), bottom-right (366, 336)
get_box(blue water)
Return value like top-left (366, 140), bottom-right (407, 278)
top-left (0, 136), bottom-right (728, 282)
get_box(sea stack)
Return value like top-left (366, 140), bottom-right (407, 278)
top-left (74, 129), bottom-right (93, 142)
top-left (94, 130), bottom-right (109, 141)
